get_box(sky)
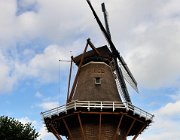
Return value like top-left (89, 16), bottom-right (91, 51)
top-left (0, 0), bottom-right (180, 139)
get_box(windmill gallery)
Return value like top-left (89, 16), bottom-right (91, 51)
top-left (41, 0), bottom-right (153, 140)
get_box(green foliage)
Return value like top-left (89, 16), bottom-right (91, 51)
top-left (0, 116), bottom-right (39, 140)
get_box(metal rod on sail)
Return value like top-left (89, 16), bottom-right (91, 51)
top-left (101, 3), bottom-right (111, 39)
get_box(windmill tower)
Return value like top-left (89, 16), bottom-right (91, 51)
top-left (41, 1), bottom-right (153, 140)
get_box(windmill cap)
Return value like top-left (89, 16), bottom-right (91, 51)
top-left (73, 45), bottom-right (112, 66)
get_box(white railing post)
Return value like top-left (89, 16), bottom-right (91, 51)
top-left (56, 107), bottom-right (58, 115)
top-left (101, 101), bottom-right (103, 111)
top-left (74, 101), bottom-right (76, 111)
top-left (65, 104), bottom-right (67, 114)
top-left (88, 101), bottom-right (90, 111)
top-left (113, 102), bottom-right (115, 112)
top-left (125, 102), bottom-right (129, 112)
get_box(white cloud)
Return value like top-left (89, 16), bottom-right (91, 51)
top-left (39, 101), bottom-right (59, 110)
top-left (158, 100), bottom-right (180, 116)
top-left (18, 116), bottom-right (37, 127)
top-left (35, 91), bottom-right (43, 98)
top-left (0, 0), bottom-right (179, 94)
top-left (1, 1), bottom-right (180, 140)
top-left (38, 124), bottom-right (55, 140)
top-left (15, 40), bottom-right (81, 85)
top-left (26, 44), bottom-right (71, 83)
top-left (18, 116), bottom-right (55, 140)
top-left (170, 90), bottom-right (180, 101)
top-left (158, 0), bottom-right (180, 18)
top-left (138, 99), bottom-right (180, 140)
top-left (120, 0), bottom-right (180, 89)
top-left (0, 0), bottom-right (17, 46)
top-left (0, 51), bottom-right (17, 93)
top-left (0, 41), bottom-right (78, 94)
top-left (18, 0), bottom-right (37, 9)
top-left (17, 11), bottom-right (39, 36)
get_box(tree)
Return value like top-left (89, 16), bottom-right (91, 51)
top-left (0, 116), bottom-right (39, 140)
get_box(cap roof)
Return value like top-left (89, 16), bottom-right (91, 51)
top-left (73, 45), bottom-right (112, 66)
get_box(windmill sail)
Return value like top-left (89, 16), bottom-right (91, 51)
top-left (117, 57), bottom-right (138, 92)
top-left (101, 2), bottom-right (138, 94)
top-left (113, 59), bottom-right (132, 103)
top-left (86, 0), bottom-right (138, 103)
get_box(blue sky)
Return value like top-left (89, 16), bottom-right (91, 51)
top-left (0, 0), bottom-right (180, 139)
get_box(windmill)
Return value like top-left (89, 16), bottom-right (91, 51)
top-left (41, 1), bottom-right (153, 140)
top-left (66, 0), bottom-right (138, 104)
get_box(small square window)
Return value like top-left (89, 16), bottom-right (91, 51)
top-left (95, 77), bottom-right (101, 85)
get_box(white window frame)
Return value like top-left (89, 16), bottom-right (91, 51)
top-left (95, 77), bottom-right (101, 85)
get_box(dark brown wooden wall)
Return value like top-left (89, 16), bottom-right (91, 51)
top-left (73, 62), bottom-right (122, 101)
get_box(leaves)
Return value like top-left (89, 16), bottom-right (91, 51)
top-left (0, 116), bottom-right (39, 140)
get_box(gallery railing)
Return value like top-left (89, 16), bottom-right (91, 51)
top-left (41, 100), bottom-right (153, 121)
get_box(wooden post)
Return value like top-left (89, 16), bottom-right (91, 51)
top-left (99, 113), bottom-right (102, 140)
top-left (126, 119), bottom-right (136, 136)
top-left (62, 118), bottom-right (73, 140)
top-left (113, 114), bottom-right (124, 140)
top-left (50, 124), bottom-right (62, 140)
top-left (66, 58), bottom-right (73, 103)
top-left (132, 123), bottom-right (147, 140)
top-left (67, 39), bottom-right (89, 102)
top-left (77, 113), bottom-right (86, 139)
top-left (87, 39), bottom-right (100, 56)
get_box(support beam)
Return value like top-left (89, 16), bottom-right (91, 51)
top-left (79, 111), bottom-right (127, 115)
top-left (126, 114), bottom-right (145, 124)
top-left (67, 40), bottom-right (88, 102)
top-left (99, 113), bottom-right (102, 140)
top-left (53, 113), bottom-right (75, 121)
top-left (68, 38), bottom-right (100, 102)
top-left (66, 57), bottom-right (73, 103)
top-left (50, 124), bottom-right (62, 140)
top-left (62, 118), bottom-right (73, 140)
top-left (87, 39), bottom-right (100, 56)
top-left (77, 113), bottom-right (85, 140)
top-left (132, 123), bottom-right (147, 140)
top-left (113, 114), bottom-right (123, 140)
top-left (126, 119), bottom-right (136, 136)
